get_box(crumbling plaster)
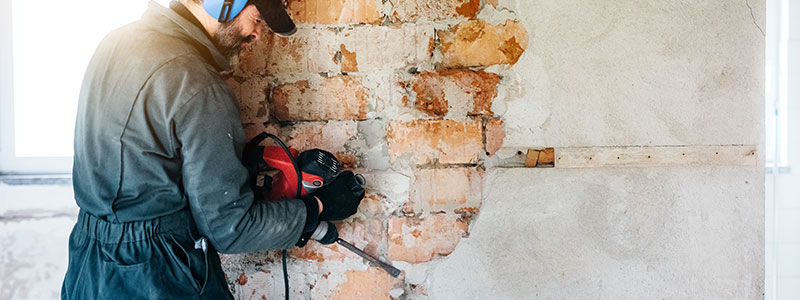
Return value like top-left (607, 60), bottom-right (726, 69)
top-left (432, 0), bottom-right (765, 299)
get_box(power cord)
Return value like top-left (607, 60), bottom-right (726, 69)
top-left (250, 133), bottom-right (300, 300)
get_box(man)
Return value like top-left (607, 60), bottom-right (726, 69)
top-left (61, 0), bottom-right (364, 299)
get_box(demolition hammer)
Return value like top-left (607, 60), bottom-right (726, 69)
top-left (244, 132), bottom-right (402, 279)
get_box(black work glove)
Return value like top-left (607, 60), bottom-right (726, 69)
top-left (296, 220), bottom-right (338, 247)
top-left (315, 221), bottom-right (338, 245)
top-left (314, 171), bottom-right (365, 221)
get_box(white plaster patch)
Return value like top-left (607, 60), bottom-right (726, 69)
top-left (441, 79), bottom-right (472, 122)
top-left (359, 170), bottom-right (412, 213)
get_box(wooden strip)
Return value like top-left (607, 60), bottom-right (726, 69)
top-left (554, 145), bottom-right (757, 168)
top-left (497, 145), bottom-right (758, 168)
top-left (525, 148), bottom-right (555, 168)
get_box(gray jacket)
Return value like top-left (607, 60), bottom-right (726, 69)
top-left (72, 1), bottom-right (306, 253)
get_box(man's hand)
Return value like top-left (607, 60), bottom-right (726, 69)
top-left (313, 171), bottom-right (365, 221)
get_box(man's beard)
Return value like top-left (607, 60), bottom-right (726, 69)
top-left (213, 20), bottom-right (255, 61)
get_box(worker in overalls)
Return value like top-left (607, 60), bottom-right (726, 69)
top-left (61, 1), bottom-right (364, 298)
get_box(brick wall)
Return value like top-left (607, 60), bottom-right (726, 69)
top-left (222, 0), bottom-right (527, 298)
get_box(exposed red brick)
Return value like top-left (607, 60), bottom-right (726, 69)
top-left (340, 24), bottom-right (435, 72)
top-left (238, 29), bottom-right (339, 75)
top-left (439, 20), bottom-right (529, 68)
top-left (291, 248), bottom-right (327, 262)
top-left (334, 153), bottom-right (357, 169)
top-left (281, 121), bottom-right (357, 153)
top-left (391, 0), bottom-right (480, 22)
top-left (330, 268), bottom-right (400, 300)
top-left (485, 119), bottom-right (505, 156)
top-left (340, 44), bottom-right (359, 73)
top-left (271, 76), bottom-right (368, 121)
top-left (291, 243), bottom-right (345, 262)
top-left (388, 215), bottom-right (469, 263)
top-left (242, 123), bottom-right (281, 141)
top-left (455, 0), bottom-right (480, 17)
top-left (292, 216), bottom-right (383, 262)
top-left (359, 194), bottom-right (388, 217)
top-left (287, 0), bottom-right (382, 25)
top-left (405, 167), bottom-right (484, 214)
top-left (387, 119), bottom-right (483, 164)
top-left (407, 70), bottom-right (500, 117)
top-left (411, 73), bottom-right (448, 116)
top-left (237, 273), bottom-right (248, 286)
top-left (337, 217), bottom-right (384, 258)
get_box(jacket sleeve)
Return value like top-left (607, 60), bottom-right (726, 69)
top-left (173, 83), bottom-right (306, 253)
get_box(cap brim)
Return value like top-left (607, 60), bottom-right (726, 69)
top-left (254, 0), bottom-right (297, 36)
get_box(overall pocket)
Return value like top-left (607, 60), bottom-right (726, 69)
top-left (97, 240), bottom-right (159, 299)
top-left (161, 231), bottom-right (210, 294)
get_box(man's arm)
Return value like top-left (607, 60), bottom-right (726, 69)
top-left (173, 83), bottom-right (318, 253)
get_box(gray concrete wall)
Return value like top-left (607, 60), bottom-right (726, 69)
top-left (431, 0), bottom-right (765, 299)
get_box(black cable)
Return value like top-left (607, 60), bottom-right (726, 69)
top-left (261, 133), bottom-right (303, 199)
top-left (258, 133), bottom-right (301, 300)
top-left (282, 249), bottom-right (289, 300)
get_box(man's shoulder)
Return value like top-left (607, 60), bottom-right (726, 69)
top-left (107, 22), bottom-right (210, 66)
top-left (104, 23), bottom-right (230, 105)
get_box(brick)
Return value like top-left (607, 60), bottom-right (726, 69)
top-left (407, 70), bottom-right (500, 117)
top-left (290, 217), bottom-right (383, 262)
top-left (242, 123), bottom-right (281, 141)
top-left (439, 20), bottom-right (529, 68)
top-left (330, 267), bottom-right (399, 300)
top-left (387, 119), bottom-right (483, 164)
top-left (341, 24), bottom-right (435, 73)
top-left (334, 153), bottom-right (357, 169)
top-left (484, 119), bottom-right (505, 156)
top-left (359, 193), bottom-right (389, 217)
top-left (237, 29), bottom-right (339, 75)
top-left (290, 241), bottom-right (346, 262)
top-left (236, 273), bottom-right (248, 285)
top-left (337, 217), bottom-right (385, 258)
top-left (405, 167), bottom-right (483, 214)
top-left (390, 0), bottom-right (480, 22)
top-left (271, 76), bottom-right (368, 121)
top-left (280, 121), bottom-right (358, 152)
top-left (227, 77), bottom-right (270, 124)
top-left (340, 44), bottom-right (359, 73)
top-left (287, 0), bottom-right (382, 25)
top-left (388, 215), bottom-right (468, 263)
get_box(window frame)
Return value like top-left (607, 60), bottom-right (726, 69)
top-left (0, 0), bottom-right (73, 175)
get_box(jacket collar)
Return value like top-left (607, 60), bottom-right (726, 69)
top-left (141, 1), bottom-right (231, 71)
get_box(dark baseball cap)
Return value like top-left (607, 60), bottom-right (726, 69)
top-left (252, 0), bottom-right (296, 36)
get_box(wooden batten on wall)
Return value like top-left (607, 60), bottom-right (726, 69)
top-left (500, 145), bottom-right (758, 168)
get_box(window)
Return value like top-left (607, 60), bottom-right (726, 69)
top-left (766, 0), bottom-right (800, 299)
top-left (766, 0), bottom-right (789, 170)
top-left (0, 0), bottom-right (150, 175)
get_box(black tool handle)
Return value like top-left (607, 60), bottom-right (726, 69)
top-left (336, 239), bottom-right (402, 278)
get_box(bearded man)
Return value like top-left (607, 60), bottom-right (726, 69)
top-left (61, 1), bottom-right (364, 298)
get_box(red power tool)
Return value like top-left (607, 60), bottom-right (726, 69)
top-left (244, 132), bottom-right (341, 201)
top-left (243, 132), bottom-right (402, 279)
